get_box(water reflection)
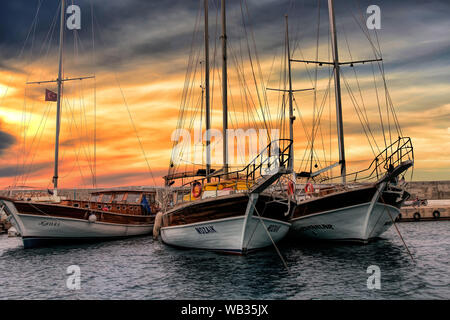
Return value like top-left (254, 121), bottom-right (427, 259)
top-left (0, 221), bottom-right (448, 299)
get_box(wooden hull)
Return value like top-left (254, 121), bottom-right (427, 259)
top-left (161, 193), bottom-right (293, 254)
top-left (289, 185), bottom-right (408, 242)
top-left (161, 215), bottom-right (290, 254)
top-left (1, 199), bottom-right (154, 248)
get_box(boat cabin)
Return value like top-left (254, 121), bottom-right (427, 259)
top-left (62, 190), bottom-right (159, 216)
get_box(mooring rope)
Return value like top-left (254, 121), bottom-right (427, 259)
top-left (247, 194), bottom-right (291, 274)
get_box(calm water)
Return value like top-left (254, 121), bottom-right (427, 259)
top-left (0, 221), bottom-right (448, 300)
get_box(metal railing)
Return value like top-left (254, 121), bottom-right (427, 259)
top-left (176, 139), bottom-right (293, 203)
top-left (319, 136), bottom-right (414, 184)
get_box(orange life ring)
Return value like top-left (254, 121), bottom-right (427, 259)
top-left (192, 182), bottom-right (202, 198)
top-left (305, 183), bottom-right (314, 193)
top-left (287, 180), bottom-right (295, 195)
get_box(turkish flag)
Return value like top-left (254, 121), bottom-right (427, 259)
top-left (45, 89), bottom-right (57, 102)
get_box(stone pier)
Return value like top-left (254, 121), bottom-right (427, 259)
top-left (399, 180), bottom-right (450, 222)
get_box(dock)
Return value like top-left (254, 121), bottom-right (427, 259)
top-left (398, 181), bottom-right (450, 222)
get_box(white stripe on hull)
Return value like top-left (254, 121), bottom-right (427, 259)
top-left (289, 202), bottom-right (400, 242)
top-left (3, 200), bottom-right (152, 242)
top-left (160, 216), bottom-right (290, 253)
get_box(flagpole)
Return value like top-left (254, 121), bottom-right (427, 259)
top-left (53, 0), bottom-right (65, 197)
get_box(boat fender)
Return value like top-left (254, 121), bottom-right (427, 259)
top-left (153, 212), bottom-right (163, 240)
top-left (8, 226), bottom-right (19, 237)
top-left (413, 212), bottom-right (421, 221)
top-left (432, 210), bottom-right (440, 219)
top-left (88, 214), bottom-right (97, 223)
top-left (192, 182), bottom-right (202, 198)
top-left (305, 183), bottom-right (314, 193)
top-left (287, 180), bottom-right (295, 196)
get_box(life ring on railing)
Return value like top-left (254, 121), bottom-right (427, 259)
top-left (305, 183), bottom-right (314, 193)
top-left (192, 182), bottom-right (202, 198)
top-left (287, 180), bottom-right (295, 196)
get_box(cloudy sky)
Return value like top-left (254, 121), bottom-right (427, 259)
top-left (0, 0), bottom-right (449, 189)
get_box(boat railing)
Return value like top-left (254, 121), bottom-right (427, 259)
top-left (318, 136), bottom-right (414, 184)
top-left (177, 139), bottom-right (293, 203)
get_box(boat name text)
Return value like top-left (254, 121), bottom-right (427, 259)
top-left (38, 221), bottom-right (61, 227)
top-left (298, 224), bottom-right (334, 232)
top-left (195, 226), bottom-right (217, 234)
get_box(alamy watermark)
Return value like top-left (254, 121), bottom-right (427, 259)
top-left (367, 265), bottom-right (381, 290)
top-left (366, 5), bottom-right (381, 30)
top-left (66, 5), bottom-right (81, 30)
top-left (66, 265), bottom-right (81, 290)
top-left (170, 126), bottom-right (281, 169)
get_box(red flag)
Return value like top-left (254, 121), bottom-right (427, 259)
top-left (45, 89), bottom-right (57, 102)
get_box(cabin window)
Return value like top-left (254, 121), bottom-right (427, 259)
top-left (84, 204), bottom-right (89, 208)
top-left (91, 195), bottom-right (100, 202)
top-left (97, 205), bottom-right (102, 209)
top-left (116, 206), bottom-right (120, 210)
top-left (114, 193), bottom-right (125, 202)
top-left (145, 193), bottom-right (156, 203)
top-left (102, 194), bottom-right (113, 203)
top-left (126, 193), bottom-right (140, 204)
top-left (122, 206), bottom-right (126, 210)
top-left (73, 203), bottom-right (79, 208)
top-left (107, 206), bottom-right (112, 210)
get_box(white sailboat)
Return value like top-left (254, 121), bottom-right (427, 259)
top-left (159, 0), bottom-right (294, 254)
top-left (284, 0), bottom-right (413, 242)
top-left (1, 0), bottom-right (156, 248)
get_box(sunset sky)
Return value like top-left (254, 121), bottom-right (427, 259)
top-left (0, 0), bottom-right (449, 189)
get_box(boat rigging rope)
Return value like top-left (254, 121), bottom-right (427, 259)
top-left (247, 195), bottom-right (291, 274)
top-left (92, 11), bottom-right (158, 186)
top-left (380, 195), bottom-right (414, 261)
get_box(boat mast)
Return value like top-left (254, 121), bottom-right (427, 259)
top-left (204, 0), bottom-right (211, 182)
top-left (221, 0), bottom-right (228, 175)
top-left (53, 0), bottom-right (65, 196)
top-left (328, 0), bottom-right (346, 183)
top-left (285, 15), bottom-right (294, 172)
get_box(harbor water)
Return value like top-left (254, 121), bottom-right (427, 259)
top-left (0, 221), bottom-right (448, 300)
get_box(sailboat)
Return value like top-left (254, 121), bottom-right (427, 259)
top-left (158, 0), bottom-right (294, 254)
top-left (285, 0), bottom-right (413, 242)
top-left (0, 0), bottom-right (156, 248)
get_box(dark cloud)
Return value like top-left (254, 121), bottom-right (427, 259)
top-left (0, 162), bottom-right (51, 178)
top-left (2, 0), bottom-right (449, 77)
top-left (95, 168), bottom-right (166, 186)
top-left (0, 129), bottom-right (16, 155)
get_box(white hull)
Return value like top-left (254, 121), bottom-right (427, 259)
top-left (160, 215), bottom-right (290, 254)
top-left (2, 199), bottom-right (153, 248)
top-left (289, 202), bottom-right (400, 242)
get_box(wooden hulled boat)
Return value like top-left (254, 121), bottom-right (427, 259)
top-left (279, 0), bottom-right (414, 242)
top-left (0, 0), bottom-right (161, 248)
top-left (160, 139), bottom-right (295, 254)
top-left (158, 0), bottom-right (295, 254)
top-left (290, 146), bottom-right (413, 242)
top-left (0, 190), bottom-right (158, 248)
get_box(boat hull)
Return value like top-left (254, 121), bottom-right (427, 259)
top-left (160, 193), bottom-right (293, 254)
top-left (289, 202), bottom-right (399, 242)
top-left (1, 198), bottom-right (153, 248)
top-left (161, 215), bottom-right (290, 254)
top-left (289, 185), bottom-right (407, 242)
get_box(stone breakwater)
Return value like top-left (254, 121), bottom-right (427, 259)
top-left (399, 181), bottom-right (450, 222)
